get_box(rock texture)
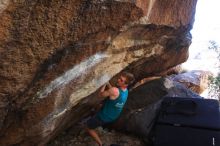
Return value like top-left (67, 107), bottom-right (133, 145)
top-left (0, 0), bottom-right (197, 145)
top-left (168, 70), bottom-right (213, 94)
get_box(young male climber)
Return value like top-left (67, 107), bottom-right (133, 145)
top-left (85, 72), bottom-right (135, 146)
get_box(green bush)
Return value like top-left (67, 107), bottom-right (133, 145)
top-left (208, 75), bottom-right (220, 100)
top-left (208, 40), bottom-right (220, 100)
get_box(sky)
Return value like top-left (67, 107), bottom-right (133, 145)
top-left (182, 0), bottom-right (220, 75)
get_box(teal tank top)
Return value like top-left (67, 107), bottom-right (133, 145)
top-left (98, 88), bottom-right (128, 122)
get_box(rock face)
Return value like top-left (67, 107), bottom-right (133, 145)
top-left (0, 0), bottom-right (197, 145)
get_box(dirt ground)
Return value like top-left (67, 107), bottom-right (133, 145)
top-left (48, 125), bottom-right (145, 146)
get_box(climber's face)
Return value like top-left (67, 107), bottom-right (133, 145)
top-left (117, 76), bottom-right (128, 87)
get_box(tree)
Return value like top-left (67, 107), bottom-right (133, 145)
top-left (208, 40), bottom-right (220, 100)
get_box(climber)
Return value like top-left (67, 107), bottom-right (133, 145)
top-left (85, 72), bottom-right (135, 146)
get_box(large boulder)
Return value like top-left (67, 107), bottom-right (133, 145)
top-left (168, 70), bottom-right (213, 94)
top-left (0, 0), bottom-right (197, 145)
